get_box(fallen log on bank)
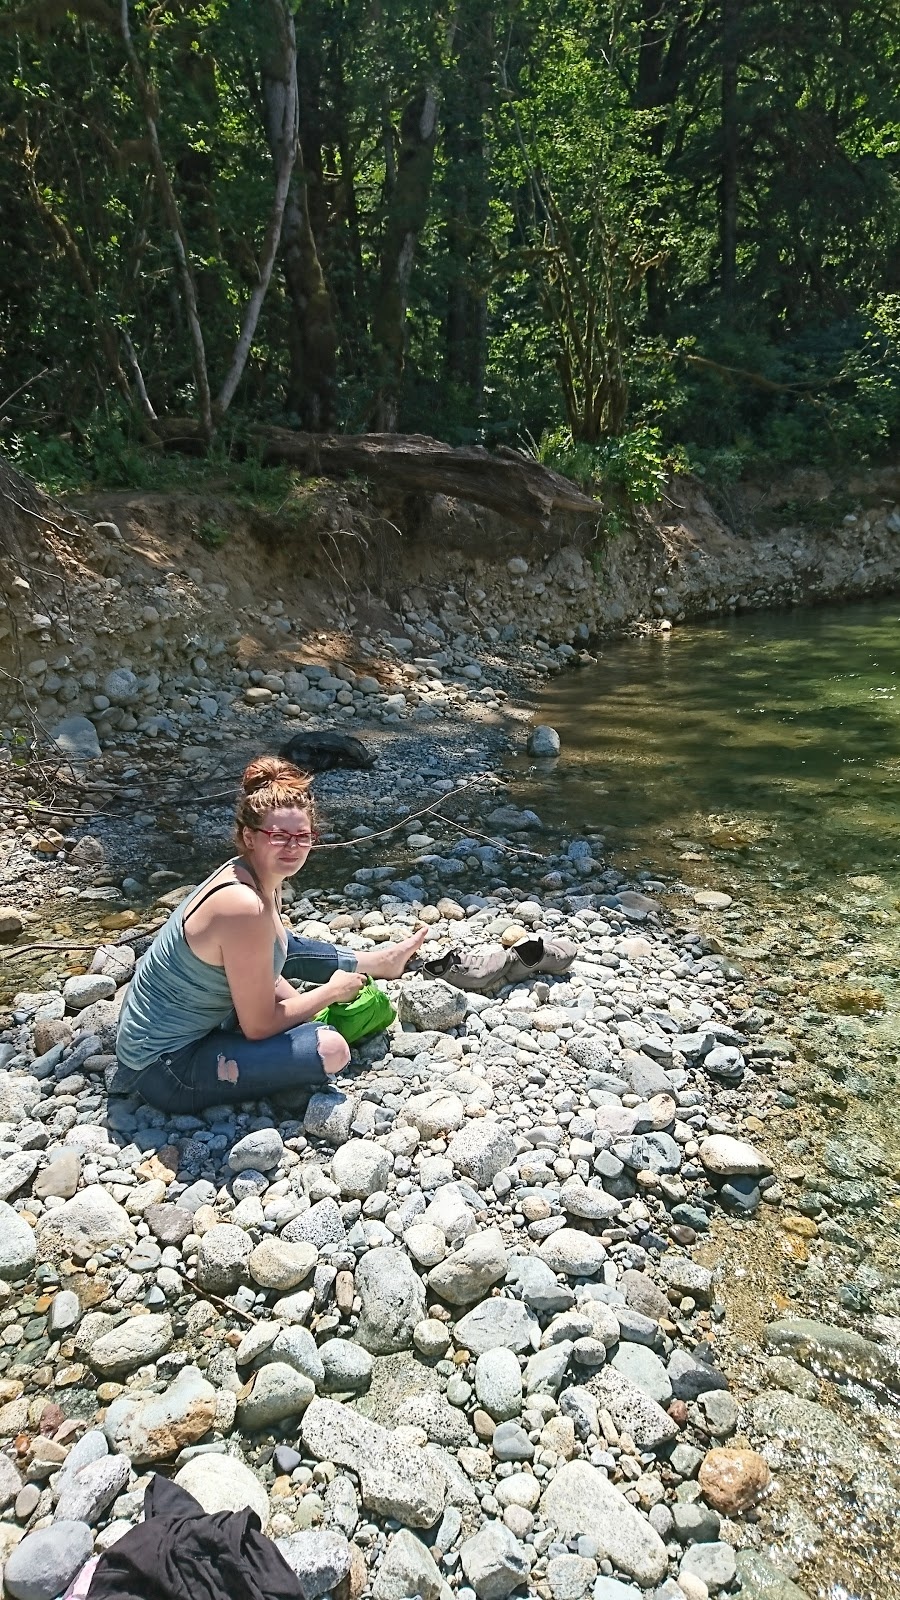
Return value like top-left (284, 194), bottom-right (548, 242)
top-left (154, 421), bottom-right (602, 528)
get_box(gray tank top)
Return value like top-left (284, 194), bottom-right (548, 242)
top-left (116, 859), bottom-right (286, 1070)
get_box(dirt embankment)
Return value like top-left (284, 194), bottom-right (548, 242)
top-left (2, 456), bottom-right (900, 758)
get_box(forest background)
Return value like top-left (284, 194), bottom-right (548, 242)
top-left (2, 0), bottom-right (900, 508)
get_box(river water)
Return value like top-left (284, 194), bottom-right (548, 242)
top-left (520, 599), bottom-right (900, 1600)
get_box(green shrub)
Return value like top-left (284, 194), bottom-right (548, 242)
top-left (196, 518), bottom-right (230, 549)
top-left (533, 424), bottom-right (689, 503)
top-left (7, 431), bottom-right (85, 494)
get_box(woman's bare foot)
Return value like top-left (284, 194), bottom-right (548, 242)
top-left (357, 925), bottom-right (429, 980)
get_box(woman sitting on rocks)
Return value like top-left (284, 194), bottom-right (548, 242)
top-left (115, 755), bottom-right (426, 1112)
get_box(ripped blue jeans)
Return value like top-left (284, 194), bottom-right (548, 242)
top-left (130, 935), bottom-right (355, 1114)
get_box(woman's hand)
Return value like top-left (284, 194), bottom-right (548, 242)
top-left (356, 926), bottom-right (429, 980)
top-left (322, 970), bottom-right (368, 1003)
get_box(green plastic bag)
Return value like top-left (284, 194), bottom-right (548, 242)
top-left (315, 978), bottom-right (396, 1043)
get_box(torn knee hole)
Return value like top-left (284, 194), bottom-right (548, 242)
top-left (316, 1027), bottom-right (351, 1075)
top-left (216, 1053), bottom-right (239, 1084)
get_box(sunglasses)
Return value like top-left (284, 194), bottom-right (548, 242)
top-left (254, 827), bottom-right (318, 847)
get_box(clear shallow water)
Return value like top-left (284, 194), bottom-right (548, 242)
top-left (522, 600), bottom-right (900, 887)
top-left (520, 599), bottom-right (900, 1600)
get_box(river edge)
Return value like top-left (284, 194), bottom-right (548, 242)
top-left (3, 467), bottom-right (900, 1598)
top-left (3, 631), bottom-right (900, 1600)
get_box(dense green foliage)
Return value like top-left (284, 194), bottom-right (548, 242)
top-left (2, 0), bottom-right (899, 490)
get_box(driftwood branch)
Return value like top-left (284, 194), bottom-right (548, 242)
top-left (153, 422), bottom-right (602, 526)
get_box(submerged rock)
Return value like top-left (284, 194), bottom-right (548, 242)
top-left (764, 1317), bottom-right (900, 1393)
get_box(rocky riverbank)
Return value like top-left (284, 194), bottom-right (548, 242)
top-left (3, 841), bottom-right (897, 1600)
top-left (3, 462), bottom-right (900, 1600)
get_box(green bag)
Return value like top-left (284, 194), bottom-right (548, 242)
top-left (315, 978), bottom-right (396, 1044)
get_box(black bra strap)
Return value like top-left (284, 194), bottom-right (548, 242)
top-left (182, 869), bottom-right (264, 926)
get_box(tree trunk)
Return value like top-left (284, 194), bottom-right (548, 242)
top-left (633, 0), bottom-right (693, 332)
top-left (279, 175), bottom-right (339, 428)
top-left (260, 16), bottom-right (337, 429)
top-left (119, 0), bottom-right (213, 438)
top-left (444, 3), bottom-right (493, 424)
top-left (218, 0), bottom-right (299, 415)
top-left (295, 0), bottom-right (329, 247)
top-left (719, 0), bottom-right (739, 307)
top-left (371, 83), bottom-right (441, 431)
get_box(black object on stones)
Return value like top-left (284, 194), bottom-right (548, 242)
top-left (86, 1473), bottom-right (304, 1600)
top-left (279, 731), bottom-right (375, 773)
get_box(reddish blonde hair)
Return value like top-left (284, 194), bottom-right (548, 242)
top-left (234, 755), bottom-right (317, 852)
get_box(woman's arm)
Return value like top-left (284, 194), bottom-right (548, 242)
top-left (220, 902), bottom-right (363, 1039)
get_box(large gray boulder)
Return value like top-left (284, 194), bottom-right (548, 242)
top-left (540, 1461), bottom-right (667, 1585)
top-left (0, 1202), bottom-right (36, 1280)
top-left (355, 1248), bottom-right (426, 1354)
top-left (453, 1299), bottom-right (540, 1357)
top-left (3, 1522), bottom-right (93, 1600)
top-left (304, 1092), bottom-right (356, 1145)
top-left (236, 1363), bottom-right (315, 1430)
top-left (104, 1367), bottom-right (218, 1464)
top-left (331, 1140), bottom-right (392, 1199)
top-left (446, 1122), bottom-right (517, 1188)
top-left (459, 1521), bottom-right (532, 1600)
top-left (174, 1454), bottom-right (269, 1525)
top-left (53, 1454), bottom-right (130, 1526)
top-left (48, 715), bottom-right (101, 764)
top-left (302, 1397), bottom-right (446, 1527)
top-left (283, 1197), bottom-right (346, 1249)
top-left (248, 1238), bottom-right (318, 1292)
top-left (62, 974), bottom-right (115, 1012)
top-left (229, 1128), bottom-right (285, 1173)
top-left (277, 1530), bottom-right (353, 1599)
top-left (36, 1185), bottom-right (135, 1259)
top-left (196, 1224), bottom-right (253, 1294)
top-left (403, 1090), bottom-right (465, 1140)
top-left (538, 1229), bottom-right (607, 1278)
top-left (427, 1227), bottom-right (507, 1306)
top-left (318, 1339), bottom-right (373, 1394)
top-left (527, 725), bottom-right (561, 758)
top-left (589, 1368), bottom-right (678, 1451)
top-left (371, 1529), bottom-right (452, 1600)
top-left (88, 1313), bottom-right (174, 1377)
top-left (397, 979), bottom-right (467, 1032)
top-left (474, 1347), bottom-right (523, 1421)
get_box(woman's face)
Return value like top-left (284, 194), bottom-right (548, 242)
top-left (244, 806), bottom-right (314, 875)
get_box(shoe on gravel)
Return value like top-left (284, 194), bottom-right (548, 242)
top-left (505, 935), bottom-right (578, 982)
top-left (421, 944), bottom-right (513, 993)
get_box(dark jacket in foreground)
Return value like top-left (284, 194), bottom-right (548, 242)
top-left (87, 1474), bottom-right (303, 1600)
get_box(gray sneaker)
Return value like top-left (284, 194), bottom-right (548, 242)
top-left (504, 935), bottom-right (578, 982)
top-left (421, 944), bottom-right (514, 993)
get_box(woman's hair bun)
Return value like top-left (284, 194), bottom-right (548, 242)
top-left (234, 754), bottom-right (316, 852)
top-left (240, 754), bottom-right (304, 796)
